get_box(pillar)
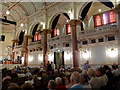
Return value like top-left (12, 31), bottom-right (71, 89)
top-left (42, 29), bottom-right (51, 66)
top-left (114, 4), bottom-right (120, 64)
top-left (69, 19), bottom-right (81, 68)
top-left (11, 40), bottom-right (18, 61)
top-left (24, 35), bottom-right (32, 66)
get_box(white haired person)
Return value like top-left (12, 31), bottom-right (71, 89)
top-left (69, 72), bottom-right (84, 89)
top-left (55, 77), bottom-right (66, 89)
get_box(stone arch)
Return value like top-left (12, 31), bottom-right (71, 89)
top-left (16, 27), bottom-right (25, 40)
top-left (18, 30), bottom-right (25, 45)
top-left (48, 10), bottom-right (70, 29)
top-left (29, 21), bottom-right (41, 35)
top-left (78, 2), bottom-right (91, 20)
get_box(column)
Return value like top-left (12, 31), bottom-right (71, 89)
top-left (11, 40), bottom-right (18, 61)
top-left (69, 19), bottom-right (81, 68)
top-left (42, 29), bottom-right (51, 66)
top-left (24, 35), bottom-right (32, 66)
top-left (114, 4), bottom-right (120, 64)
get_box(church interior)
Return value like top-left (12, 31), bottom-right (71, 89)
top-left (0, 0), bottom-right (120, 90)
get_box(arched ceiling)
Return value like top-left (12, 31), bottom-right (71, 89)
top-left (0, 1), bottom-right (53, 22)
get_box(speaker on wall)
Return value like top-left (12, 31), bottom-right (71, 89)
top-left (0, 35), bottom-right (5, 41)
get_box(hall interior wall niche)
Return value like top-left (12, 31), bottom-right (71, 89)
top-left (0, 35), bottom-right (5, 41)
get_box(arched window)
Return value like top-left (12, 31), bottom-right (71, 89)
top-left (18, 31), bottom-right (25, 45)
top-left (51, 13), bottom-right (70, 38)
top-left (32, 23), bottom-right (42, 42)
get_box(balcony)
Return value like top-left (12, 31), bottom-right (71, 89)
top-left (28, 41), bottom-right (42, 49)
top-left (14, 45), bottom-right (23, 51)
top-left (79, 25), bottom-right (118, 39)
top-left (47, 34), bottom-right (71, 45)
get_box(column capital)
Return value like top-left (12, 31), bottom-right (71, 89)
top-left (113, 4), bottom-right (120, 13)
top-left (69, 19), bottom-right (81, 26)
top-left (42, 29), bottom-right (52, 34)
top-left (12, 39), bottom-right (18, 43)
top-left (24, 35), bottom-right (32, 39)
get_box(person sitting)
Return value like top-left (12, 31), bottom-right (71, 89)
top-left (87, 68), bottom-right (101, 89)
top-left (25, 70), bottom-right (31, 77)
top-left (55, 77), bottom-right (66, 89)
top-left (47, 80), bottom-right (56, 90)
top-left (7, 83), bottom-right (20, 90)
top-left (41, 71), bottom-right (49, 89)
top-left (21, 82), bottom-right (35, 90)
top-left (79, 73), bottom-right (91, 89)
top-left (25, 75), bottom-right (34, 84)
top-left (69, 72), bottom-right (84, 89)
top-left (96, 67), bottom-right (108, 89)
top-left (2, 73), bottom-right (11, 81)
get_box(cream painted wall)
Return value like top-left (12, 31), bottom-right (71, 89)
top-left (0, 33), bottom-right (13, 60)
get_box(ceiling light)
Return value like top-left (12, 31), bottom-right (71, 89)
top-left (40, 22), bottom-right (43, 25)
top-left (6, 10), bottom-right (10, 15)
top-left (98, 9), bottom-right (101, 12)
top-left (68, 10), bottom-right (71, 14)
top-left (20, 23), bottom-right (24, 27)
top-left (66, 20), bottom-right (69, 22)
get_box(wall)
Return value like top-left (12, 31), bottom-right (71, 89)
top-left (0, 33), bottom-right (13, 60)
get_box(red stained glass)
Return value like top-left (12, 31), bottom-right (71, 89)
top-left (34, 34), bottom-right (37, 41)
top-left (54, 28), bottom-right (57, 36)
top-left (66, 24), bottom-right (71, 34)
top-left (37, 34), bottom-right (41, 41)
top-left (109, 11), bottom-right (116, 23)
top-left (95, 15), bottom-right (102, 27)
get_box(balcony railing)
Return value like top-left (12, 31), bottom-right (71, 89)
top-left (48, 34), bottom-right (71, 45)
top-left (80, 25), bottom-right (117, 34)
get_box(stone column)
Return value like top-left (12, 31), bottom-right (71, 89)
top-left (24, 35), bottom-right (32, 66)
top-left (69, 19), bottom-right (81, 68)
top-left (11, 40), bottom-right (18, 61)
top-left (42, 29), bottom-right (51, 66)
top-left (114, 4), bottom-right (120, 64)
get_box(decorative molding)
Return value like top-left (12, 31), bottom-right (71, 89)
top-left (69, 19), bottom-right (81, 26)
top-left (113, 4), bottom-right (120, 13)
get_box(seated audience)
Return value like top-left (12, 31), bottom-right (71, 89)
top-left (80, 73), bottom-right (91, 88)
top-left (55, 77), bottom-right (66, 89)
top-left (21, 83), bottom-right (35, 90)
top-left (69, 72), bottom-right (84, 89)
top-left (2, 73), bottom-right (11, 81)
top-left (112, 65), bottom-right (119, 77)
top-left (25, 70), bottom-right (32, 77)
top-left (47, 80), bottom-right (56, 90)
top-left (25, 75), bottom-right (34, 84)
top-left (7, 83), bottom-right (20, 90)
top-left (96, 67), bottom-right (108, 88)
top-left (87, 68), bottom-right (101, 89)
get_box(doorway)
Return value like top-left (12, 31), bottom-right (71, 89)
top-left (54, 51), bottom-right (64, 68)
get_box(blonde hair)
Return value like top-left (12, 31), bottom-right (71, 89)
top-left (87, 68), bottom-right (96, 77)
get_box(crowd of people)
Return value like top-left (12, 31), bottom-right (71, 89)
top-left (2, 61), bottom-right (120, 90)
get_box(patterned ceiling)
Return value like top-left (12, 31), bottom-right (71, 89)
top-left (1, 1), bottom-right (53, 22)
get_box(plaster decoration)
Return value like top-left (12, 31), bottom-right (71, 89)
top-left (69, 19), bottom-right (81, 26)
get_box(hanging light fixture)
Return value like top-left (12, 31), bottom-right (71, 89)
top-left (6, 10), bottom-right (10, 15)
top-left (20, 23), bottom-right (24, 27)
